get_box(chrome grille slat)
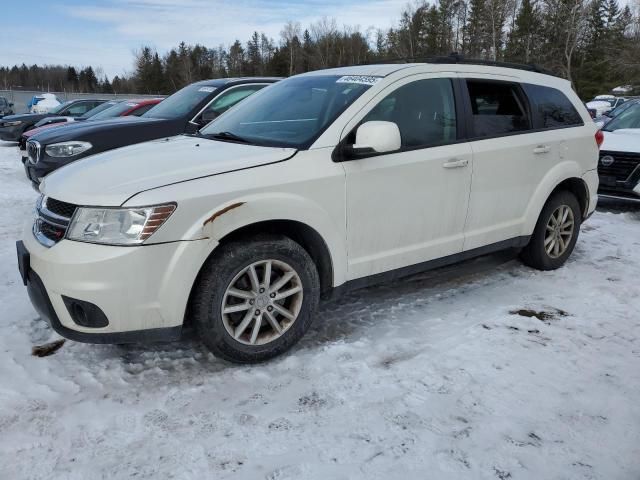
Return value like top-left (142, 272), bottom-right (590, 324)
top-left (33, 196), bottom-right (78, 247)
top-left (44, 197), bottom-right (77, 218)
top-left (599, 150), bottom-right (640, 182)
top-left (26, 140), bottom-right (41, 165)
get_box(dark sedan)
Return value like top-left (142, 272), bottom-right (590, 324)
top-left (24, 78), bottom-right (278, 188)
top-left (0, 96), bottom-right (14, 117)
top-left (0, 98), bottom-right (108, 142)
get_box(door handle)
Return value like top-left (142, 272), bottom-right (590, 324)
top-left (443, 158), bottom-right (469, 169)
top-left (533, 145), bottom-right (550, 154)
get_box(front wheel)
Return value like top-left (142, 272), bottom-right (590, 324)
top-left (191, 236), bottom-right (320, 363)
top-left (520, 190), bottom-right (582, 270)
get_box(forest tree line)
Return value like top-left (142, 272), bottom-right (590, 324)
top-left (1, 0), bottom-right (639, 100)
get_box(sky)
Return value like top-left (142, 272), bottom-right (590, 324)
top-left (0, 0), bottom-right (409, 79)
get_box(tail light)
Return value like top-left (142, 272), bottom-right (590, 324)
top-left (595, 130), bottom-right (604, 149)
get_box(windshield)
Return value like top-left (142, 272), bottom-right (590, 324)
top-left (607, 100), bottom-right (636, 118)
top-left (79, 101), bottom-right (120, 119)
top-left (603, 103), bottom-right (640, 131)
top-left (200, 75), bottom-right (375, 148)
top-left (143, 84), bottom-right (215, 119)
top-left (90, 101), bottom-right (139, 120)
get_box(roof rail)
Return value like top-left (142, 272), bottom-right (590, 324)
top-left (366, 53), bottom-right (559, 77)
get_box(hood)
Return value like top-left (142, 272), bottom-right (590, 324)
top-left (42, 135), bottom-right (297, 206)
top-left (31, 115), bottom-right (164, 144)
top-left (601, 129), bottom-right (640, 154)
top-left (24, 122), bottom-right (70, 138)
top-left (586, 101), bottom-right (611, 113)
top-left (34, 115), bottom-right (73, 126)
top-left (1, 113), bottom-right (47, 123)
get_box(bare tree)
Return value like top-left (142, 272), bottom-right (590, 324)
top-left (563, 0), bottom-right (588, 82)
top-left (281, 21), bottom-right (302, 76)
top-left (310, 17), bottom-right (339, 67)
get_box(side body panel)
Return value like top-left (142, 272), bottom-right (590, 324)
top-left (461, 74), bottom-right (598, 250)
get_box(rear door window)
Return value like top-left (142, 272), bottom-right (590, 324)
top-left (63, 102), bottom-right (95, 116)
top-left (523, 84), bottom-right (583, 129)
top-left (199, 84), bottom-right (267, 121)
top-left (129, 104), bottom-right (154, 116)
top-left (466, 80), bottom-right (531, 138)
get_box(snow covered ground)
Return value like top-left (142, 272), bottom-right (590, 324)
top-left (0, 140), bottom-right (639, 480)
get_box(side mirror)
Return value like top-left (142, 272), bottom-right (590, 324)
top-left (200, 110), bottom-right (220, 125)
top-left (9, 102), bottom-right (13, 107)
top-left (352, 121), bottom-right (401, 155)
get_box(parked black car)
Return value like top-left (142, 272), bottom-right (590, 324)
top-left (0, 98), bottom-right (108, 142)
top-left (34, 100), bottom-right (124, 128)
top-left (0, 96), bottom-right (14, 117)
top-left (24, 78), bottom-right (278, 188)
top-left (16, 101), bottom-right (125, 158)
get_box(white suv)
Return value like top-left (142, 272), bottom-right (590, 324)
top-left (17, 62), bottom-right (600, 363)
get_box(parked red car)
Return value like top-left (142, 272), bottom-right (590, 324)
top-left (18, 98), bottom-right (163, 162)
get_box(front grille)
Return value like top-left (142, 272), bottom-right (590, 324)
top-left (44, 197), bottom-right (77, 219)
top-left (33, 196), bottom-right (78, 247)
top-left (598, 150), bottom-right (640, 182)
top-left (38, 220), bottom-right (66, 243)
top-left (26, 140), bottom-right (41, 165)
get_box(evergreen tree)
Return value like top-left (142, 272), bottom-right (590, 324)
top-left (505, 0), bottom-right (543, 63)
top-left (101, 75), bottom-right (113, 94)
top-left (247, 32), bottom-right (262, 75)
top-left (466, 0), bottom-right (490, 57)
top-left (227, 40), bottom-right (245, 75)
top-left (66, 66), bottom-right (79, 91)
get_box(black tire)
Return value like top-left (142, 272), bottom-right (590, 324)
top-left (520, 190), bottom-right (582, 270)
top-left (191, 235), bottom-right (320, 363)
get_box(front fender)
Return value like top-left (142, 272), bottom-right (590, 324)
top-left (193, 193), bottom-right (347, 287)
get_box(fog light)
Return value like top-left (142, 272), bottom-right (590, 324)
top-left (62, 296), bottom-right (109, 328)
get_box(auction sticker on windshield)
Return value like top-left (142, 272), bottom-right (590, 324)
top-left (198, 87), bottom-right (216, 92)
top-left (336, 75), bottom-right (382, 85)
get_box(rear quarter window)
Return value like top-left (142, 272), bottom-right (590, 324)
top-left (523, 84), bottom-right (583, 129)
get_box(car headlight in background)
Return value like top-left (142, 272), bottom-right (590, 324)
top-left (1, 120), bottom-right (22, 127)
top-left (66, 204), bottom-right (176, 245)
top-left (45, 141), bottom-right (92, 158)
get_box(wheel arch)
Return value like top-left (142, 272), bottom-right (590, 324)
top-left (550, 177), bottom-right (590, 218)
top-left (183, 218), bottom-right (337, 329)
top-left (216, 219), bottom-right (335, 297)
top-left (523, 163), bottom-right (591, 236)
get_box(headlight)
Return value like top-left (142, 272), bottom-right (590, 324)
top-left (66, 204), bottom-right (176, 245)
top-left (45, 141), bottom-right (92, 158)
top-left (2, 120), bottom-right (22, 127)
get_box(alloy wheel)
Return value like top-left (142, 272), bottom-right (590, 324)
top-left (221, 259), bottom-right (304, 346)
top-left (544, 205), bottom-right (575, 259)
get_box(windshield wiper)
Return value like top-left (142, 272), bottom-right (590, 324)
top-left (205, 131), bottom-right (251, 144)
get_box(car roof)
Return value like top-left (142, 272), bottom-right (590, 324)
top-left (192, 77), bottom-right (281, 87)
top-left (119, 98), bottom-right (163, 104)
top-left (299, 63), bottom-right (571, 87)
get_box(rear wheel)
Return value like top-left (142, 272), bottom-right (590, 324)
top-left (191, 236), bottom-right (320, 363)
top-left (520, 190), bottom-right (582, 270)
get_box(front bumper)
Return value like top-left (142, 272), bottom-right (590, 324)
top-left (0, 124), bottom-right (23, 142)
top-left (598, 186), bottom-right (640, 201)
top-left (19, 229), bottom-right (214, 344)
top-left (23, 162), bottom-right (42, 191)
top-left (23, 153), bottom-right (78, 189)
